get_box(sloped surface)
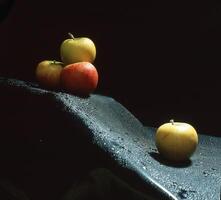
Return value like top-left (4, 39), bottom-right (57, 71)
top-left (0, 77), bottom-right (220, 200)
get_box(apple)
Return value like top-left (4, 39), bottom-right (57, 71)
top-left (35, 60), bottom-right (64, 89)
top-left (60, 62), bottom-right (98, 95)
top-left (60, 33), bottom-right (96, 65)
top-left (155, 119), bottom-right (198, 162)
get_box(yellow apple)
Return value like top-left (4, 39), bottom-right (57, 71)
top-left (155, 119), bottom-right (198, 162)
top-left (60, 33), bottom-right (96, 65)
top-left (35, 60), bottom-right (64, 89)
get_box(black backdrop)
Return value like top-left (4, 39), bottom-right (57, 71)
top-left (1, 0), bottom-right (221, 135)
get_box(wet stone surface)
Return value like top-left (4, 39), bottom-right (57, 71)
top-left (0, 77), bottom-right (221, 200)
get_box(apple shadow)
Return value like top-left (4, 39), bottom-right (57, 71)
top-left (59, 89), bottom-right (91, 98)
top-left (149, 152), bottom-right (192, 168)
top-left (75, 93), bottom-right (90, 98)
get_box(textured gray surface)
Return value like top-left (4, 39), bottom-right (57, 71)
top-left (0, 77), bottom-right (221, 200)
top-left (143, 128), bottom-right (221, 200)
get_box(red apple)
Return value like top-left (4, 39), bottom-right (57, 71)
top-left (61, 62), bottom-right (98, 95)
top-left (35, 60), bottom-right (64, 89)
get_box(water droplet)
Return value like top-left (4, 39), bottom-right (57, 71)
top-left (132, 138), bottom-right (139, 143)
top-left (127, 149), bottom-right (132, 153)
top-left (178, 189), bottom-right (188, 199)
top-left (111, 147), bottom-right (115, 151)
top-left (117, 136), bottom-right (124, 141)
top-left (170, 181), bottom-right (178, 189)
top-left (178, 186), bottom-right (183, 190)
top-left (150, 147), bottom-right (157, 152)
top-left (203, 171), bottom-right (209, 177)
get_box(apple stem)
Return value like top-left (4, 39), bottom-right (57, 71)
top-left (170, 119), bottom-right (174, 125)
top-left (68, 32), bottom-right (75, 39)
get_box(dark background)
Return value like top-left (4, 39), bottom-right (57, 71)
top-left (1, 0), bottom-right (221, 135)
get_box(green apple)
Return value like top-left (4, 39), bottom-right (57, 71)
top-left (60, 33), bottom-right (96, 65)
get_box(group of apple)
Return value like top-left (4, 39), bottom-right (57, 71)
top-left (35, 34), bottom-right (199, 163)
top-left (35, 33), bottom-right (98, 95)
